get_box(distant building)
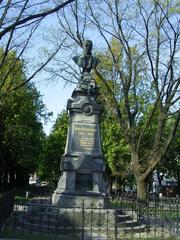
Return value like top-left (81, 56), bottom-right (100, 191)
top-left (29, 172), bottom-right (40, 185)
top-left (152, 171), bottom-right (177, 197)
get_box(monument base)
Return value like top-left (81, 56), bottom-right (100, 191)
top-left (52, 190), bottom-right (106, 208)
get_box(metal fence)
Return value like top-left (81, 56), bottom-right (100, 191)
top-left (1, 195), bottom-right (180, 239)
top-left (0, 190), bottom-right (14, 230)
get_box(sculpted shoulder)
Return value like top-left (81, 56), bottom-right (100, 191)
top-left (72, 40), bottom-right (100, 73)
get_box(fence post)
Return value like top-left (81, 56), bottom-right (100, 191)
top-left (81, 200), bottom-right (85, 240)
top-left (0, 190), bottom-right (14, 232)
top-left (114, 201), bottom-right (118, 240)
top-left (176, 198), bottom-right (179, 236)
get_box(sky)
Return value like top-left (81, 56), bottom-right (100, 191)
top-left (26, 13), bottom-right (77, 135)
top-left (36, 79), bottom-right (75, 135)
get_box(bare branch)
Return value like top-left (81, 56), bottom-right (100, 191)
top-left (0, 20), bottom-right (41, 90)
top-left (0, 37), bottom-right (67, 97)
top-left (163, 110), bottom-right (180, 156)
top-left (0, 0), bottom-right (75, 40)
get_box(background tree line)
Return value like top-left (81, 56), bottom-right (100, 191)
top-left (0, 49), bottom-right (49, 188)
top-left (0, 0), bottom-right (75, 189)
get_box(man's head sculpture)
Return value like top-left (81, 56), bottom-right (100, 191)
top-left (72, 40), bottom-right (99, 73)
top-left (83, 40), bottom-right (93, 56)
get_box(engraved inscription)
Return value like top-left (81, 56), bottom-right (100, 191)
top-left (80, 138), bottom-right (95, 146)
top-left (71, 123), bottom-right (100, 153)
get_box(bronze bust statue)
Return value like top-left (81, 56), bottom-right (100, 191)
top-left (72, 40), bottom-right (100, 92)
top-left (72, 40), bottom-right (99, 73)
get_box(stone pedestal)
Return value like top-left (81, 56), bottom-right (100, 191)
top-left (52, 88), bottom-right (106, 208)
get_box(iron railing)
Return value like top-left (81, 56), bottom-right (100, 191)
top-left (1, 195), bottom-right (180, 239)
top-left (0, 190), bottom-right (14, 230)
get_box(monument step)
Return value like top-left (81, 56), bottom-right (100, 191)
top-left (18, 211), bottom-right (114, 227)
top-left (14, 204), bottom-right (146, 235)
top-left (15, 219), bottom-right (147, 234)
top-left (25, 208), bottom-right (115, 217)
top-left (117, 219), bottom-right (140, 227)
top-left (117, 214), bottom-right (133, 221)
top-left (24, 213), bottom-right (141, 228)
top-left (25, 215), bottom-right (71, 226)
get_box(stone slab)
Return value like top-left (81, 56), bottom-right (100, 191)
top-left (52, 192), bottom-right (105, 208)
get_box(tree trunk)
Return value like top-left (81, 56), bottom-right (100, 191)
top-left (16, 168), bottom-right (29, 187)
top-left (136, 177), bottom-right (147, 201)
top-left (177, 167), bottom-right (180, 195)
top-left (3, 168), bottom-right (8, 187)
top-left (9, 166), bottom-right (15, 187)
top-left (177, 167), bottom-right (180, 186)
top-left (15, 170), bottom-right (24, 187)
top-left (106, 175), bottom-right (113, 194)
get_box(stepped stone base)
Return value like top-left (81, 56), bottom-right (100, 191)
top-left (52, 190), bottom-right (105, 208)
top-left (14, 202), bottom-right (148, 236)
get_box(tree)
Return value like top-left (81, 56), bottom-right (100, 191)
top-left (157, 126), bottom-right (180, 188)
top-left (0, 1), bottom-right (76, 187)
top-left (95, 1), bottom-right (179, 200)
top-left (47, 0), bottom-right (180, 200)
top-left (0, 49), bottom-right (48, 188)
top-left (38, 111), bottom-right (68, 187)
top-left (101, 110), bottom-right (132, 194)
top-left (0, 0), bottom-right (75, 97)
